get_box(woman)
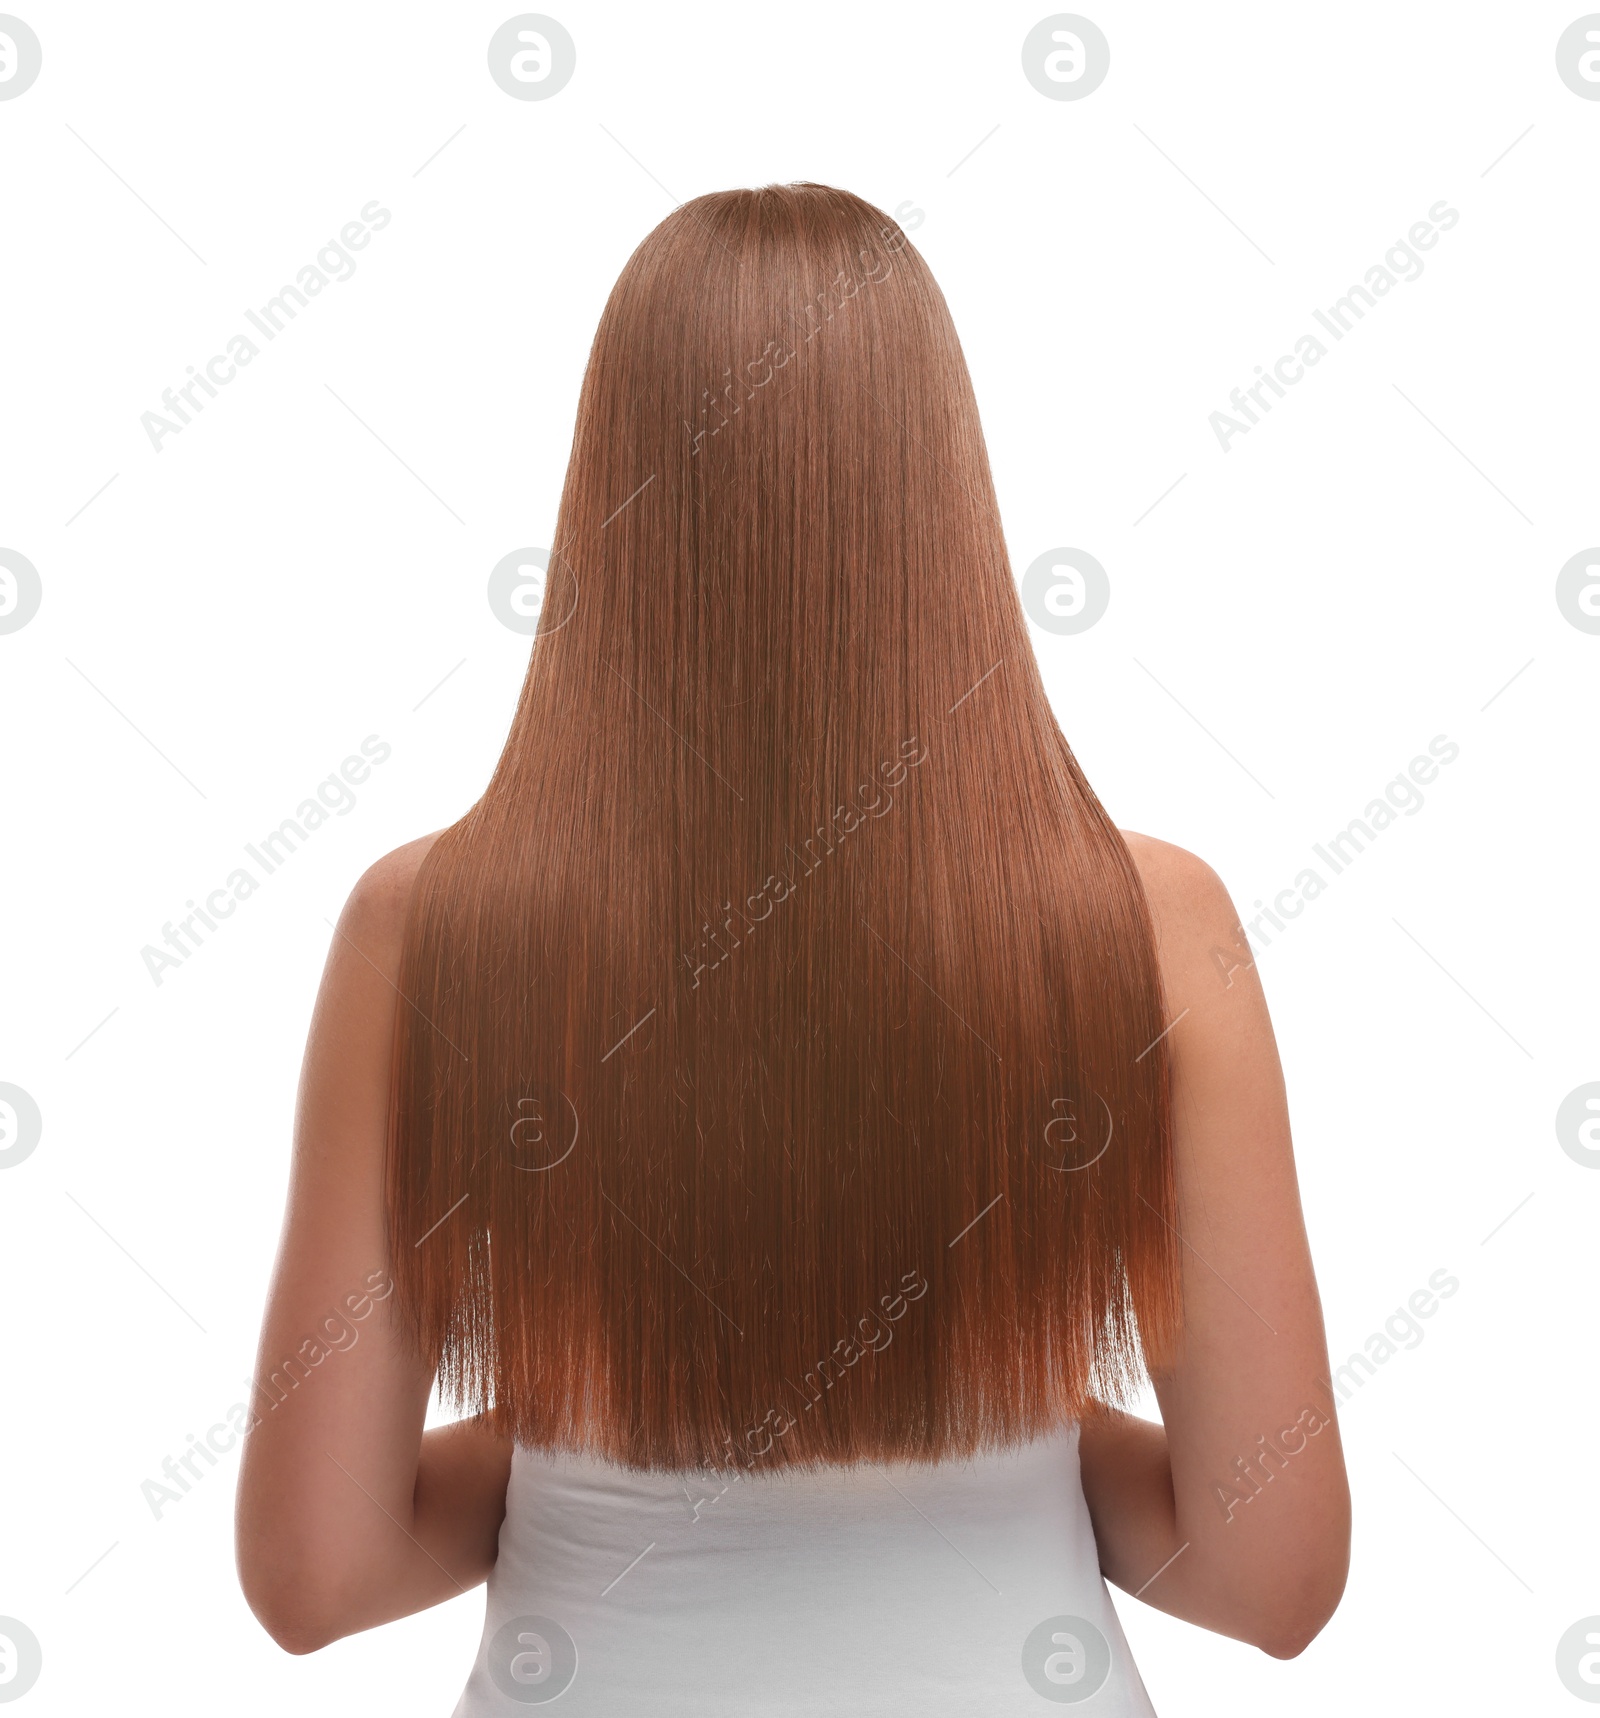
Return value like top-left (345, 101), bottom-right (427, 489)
top-left (236, 183), bottom-right (1349, 1713)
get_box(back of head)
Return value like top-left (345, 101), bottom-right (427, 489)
top-left (388, 183), bottom-right (1180, 1471)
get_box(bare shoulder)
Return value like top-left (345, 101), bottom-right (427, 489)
top-left (335, 831), bottom-right (448, 967)
top-left (1120, 830), bottom-right (1236, 937)
top-left (302, 832), bottom-right (449, 1074)
top-left (1119, 830), bottom-right (1258, 1008)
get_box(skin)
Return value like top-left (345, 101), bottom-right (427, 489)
top-left (235, 828), bottom-right (1349, 1657)
top-left (235, 831), bottom-right (510, 1654)
top-left (1079, 832), bottom-right (1351, 1657)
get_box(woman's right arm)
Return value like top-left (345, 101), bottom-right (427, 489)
top-left (1077, 834), bottom-right (1351, 1658)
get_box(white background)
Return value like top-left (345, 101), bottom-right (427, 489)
top-left (2, 2), bottom-right (1597, 1712)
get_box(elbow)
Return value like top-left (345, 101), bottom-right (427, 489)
top-left (237, 1543), bottom-right (354, 1657)
top-left (1248, 1560), bottom-right (1349, 1660)
top-left (257, 1610), bottom-right (338, 1658)
top-left (1256, 1614), bottom-right (1330, 1660)
top-left (237, 1489), bottom-right (363, 1655)
top-left (240, 1574), bottom-right (347, 1656)
top-left (1231, 1481), bottom-right (1351, 1659)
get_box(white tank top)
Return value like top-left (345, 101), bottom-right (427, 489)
top-left (451, 1423), bottom-right (1157, 1715)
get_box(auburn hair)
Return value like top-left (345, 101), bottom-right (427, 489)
top-left (387, 183), bottom-right (1181, 1472)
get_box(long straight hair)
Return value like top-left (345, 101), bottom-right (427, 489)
top-left (387, 184), bottom-right (1180, 1472)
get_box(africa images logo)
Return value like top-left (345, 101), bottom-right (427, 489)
top-left (1209, 201), bottom-right (1461, 452)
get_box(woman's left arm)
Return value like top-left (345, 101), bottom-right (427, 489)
top-left (235, 836), bottom-right (513, 1654)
